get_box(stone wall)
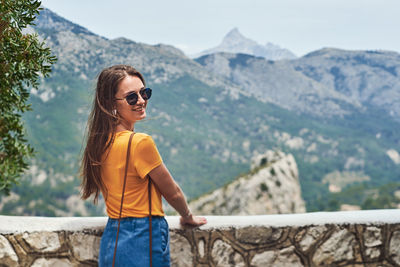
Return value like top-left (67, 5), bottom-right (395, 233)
top-left (1, 209), bottom-right (400, 266)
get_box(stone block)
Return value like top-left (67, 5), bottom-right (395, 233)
top-left (389, 230), bottom-right (400, 265)
top-left (296, 225), bottom-right (327, 252)
top-left (365, 247), bottom-right (381, 259)
top-left (361, 226), bottom-right (382, 260)
top-left (198, 238), bottom-right (205, 258)
top-left (363, 226), bottom-right (382, 247)
top-left (312, 228), bottom-right (357, 265)
top-left (211, 239), bottom-right (245, 267)
top-left (235, 226), bottom-right (282, 245)
top-left (69, 232), bottom-right (100, 262)
top-left (170, 233), bottom-right (193, 267)
top-left (250, 246), bottom-right (303, 267)
top-left (31, 258), bottom-right (72, 267)
top-left (0, 235), bottom-right (19, 266)
top-left (22, 231), bottom-right (61, 252)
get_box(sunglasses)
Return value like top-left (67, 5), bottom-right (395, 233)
top-left (115, 88), bottom-right (152, 105)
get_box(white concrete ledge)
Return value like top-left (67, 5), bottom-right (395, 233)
top-left (1, 209), bottom-right (400, 234)
top-left (199, 209), bottom-right (400, 229)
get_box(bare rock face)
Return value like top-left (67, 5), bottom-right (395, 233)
top-left (190, 150), bottom-right (306, 215)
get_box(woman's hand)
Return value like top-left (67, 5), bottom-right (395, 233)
top-left (180, 214), bottom-right (207, 226)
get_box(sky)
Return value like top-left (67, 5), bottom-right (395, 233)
top-left (40, 0), bottom-right (400, 57)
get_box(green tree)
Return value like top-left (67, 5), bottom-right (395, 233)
top-left (0, 0), bottom-right (56, 194)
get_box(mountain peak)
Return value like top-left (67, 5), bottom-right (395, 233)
top-left (228, 27), bottom-right (240, 34)
top-left (193, 28), bottom-right (297, 60)
top-left (224, 27), bottom-right (244, 40)
top-left (221, 27), bottom-right (256, 47)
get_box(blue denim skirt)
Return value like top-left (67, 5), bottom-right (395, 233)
top-left (99, 216), bottom-right (170, 267)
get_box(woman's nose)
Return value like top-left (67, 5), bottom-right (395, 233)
top-left (137, 93), bottom-right (146, 104)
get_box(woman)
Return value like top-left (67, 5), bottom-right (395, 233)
top-left (80, 64), bottom-right (207, 266)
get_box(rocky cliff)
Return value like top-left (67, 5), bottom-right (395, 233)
top-left (189, 150), bottom-right (306, 215)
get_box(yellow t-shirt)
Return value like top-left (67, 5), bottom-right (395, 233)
top-left (101, 131), bottom-right (164, 218)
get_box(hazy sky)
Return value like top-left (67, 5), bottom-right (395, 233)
top-left (40, 0), bottom-right (400, 57)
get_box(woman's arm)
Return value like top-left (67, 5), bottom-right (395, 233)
top-left (148, 163), bottom-right (207, 226)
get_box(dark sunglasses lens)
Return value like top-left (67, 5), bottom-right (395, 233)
top-left (141, 88), bottom-right (152, 100)
top-left (126, 92), bottom-right (138, 105)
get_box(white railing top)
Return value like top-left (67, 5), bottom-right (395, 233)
top-left (1, 209), bottom-right (399, 234)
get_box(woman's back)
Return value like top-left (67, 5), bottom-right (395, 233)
top-left (101, 131), bottom-right (164, 218)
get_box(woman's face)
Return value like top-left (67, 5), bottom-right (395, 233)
top-left (114, 75), bottom-right (147, 125)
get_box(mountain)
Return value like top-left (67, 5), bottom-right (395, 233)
top-left (195, 49), bottom-right (400, 119)
top-left (293, 48), bottom-right (400, 119)
top-left (189, 150), bottom-right (306, 215)
top-left (0, 8), bottom-right (400, 216)
top-left (195, 52), bottom-right (355, 117)
top-left (193, 28), bottom-right (297, 60)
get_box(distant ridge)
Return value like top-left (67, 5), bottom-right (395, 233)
top-left (36, 7), bottom-right (101, 38)
top-left (192, 28), bottom-right (297, 60)
top-left (195, 47), bottom-right (400, 119)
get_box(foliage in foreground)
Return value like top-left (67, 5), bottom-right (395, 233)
top-left (0, 0), bottom-right (56, 194)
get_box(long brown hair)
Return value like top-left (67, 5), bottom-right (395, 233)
top-left (80, 64), bottom-right (145, 203)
